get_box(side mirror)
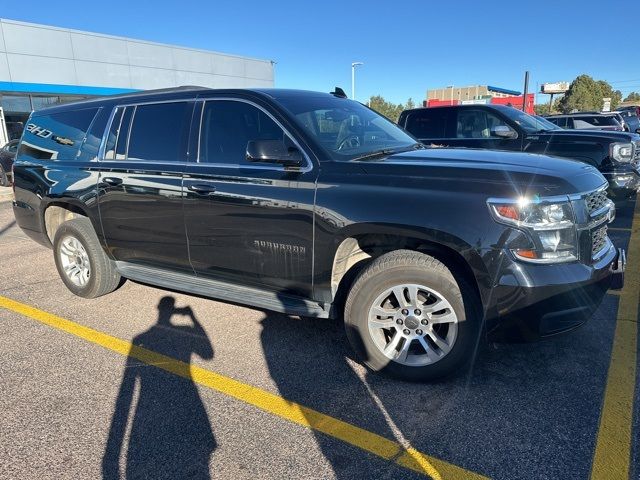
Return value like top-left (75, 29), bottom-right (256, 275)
top-left (246, 140), bottom-right (304, 170)
top-left (492, 125), bottom-right (518, 139)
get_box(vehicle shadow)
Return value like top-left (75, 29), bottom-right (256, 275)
top-left (259, 291), bottom-right (616, 479)
top-left (0, 219), bottom-right (16, 237)
top-left (259, 307), bottom-right (477, 479)
top-left (102, 296), bottom-right (216, 480)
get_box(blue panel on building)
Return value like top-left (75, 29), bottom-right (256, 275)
top-left (0, 81), bottom-right (138, 96)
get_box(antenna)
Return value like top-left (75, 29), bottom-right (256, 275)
top-left (331, 87), bottom-right (348, 98)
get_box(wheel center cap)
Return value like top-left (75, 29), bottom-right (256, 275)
top-left (404, 316), bottom-right (419, 330)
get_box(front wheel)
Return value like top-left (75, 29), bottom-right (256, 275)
top-left (344, 250), bottom-right (481, 381)
top-left (53, 217), bottom-right (121, 298)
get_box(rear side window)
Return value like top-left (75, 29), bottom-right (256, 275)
top-left (77, 107), bottom-right (108, 162)
top-left (404, 110), bottom-right (450, 139)
top-left (572, 115), bottom-right (618, 127)
top-left (547, 117), bottom-right (566, 128)
top-left (126, 102), bottom-right (191, 162)
top-left (18, 108), bottom-right (98, 161)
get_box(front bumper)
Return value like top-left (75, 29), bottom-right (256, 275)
top-left (487, 244), bottom-right (622, 342)
top-left (602, 168), bottom-right (640, 197)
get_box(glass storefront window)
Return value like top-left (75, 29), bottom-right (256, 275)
top-left (1, 94), bottom-right (31, 113)
top-left (1, 93), bottom-right (92, 140)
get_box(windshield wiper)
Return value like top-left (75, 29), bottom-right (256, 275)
top-left (351, 148), bottom-right (397, 162)
top-left (352, 144), bottom-right (425, 162)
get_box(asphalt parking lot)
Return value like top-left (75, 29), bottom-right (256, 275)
top-left (0, 193), bottom-right (638, 480)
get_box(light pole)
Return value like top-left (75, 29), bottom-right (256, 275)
top-left (351, 62), bottom-right (364, 100)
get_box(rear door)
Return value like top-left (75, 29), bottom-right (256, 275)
top-left (96, 100), bottom-right (194, 272)
top-left (183, 97), bottom-right (317, 296)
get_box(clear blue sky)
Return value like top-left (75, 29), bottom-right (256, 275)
top-left (4, 0), bottom-right (639, 105)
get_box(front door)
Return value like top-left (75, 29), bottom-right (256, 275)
top-left (97, 101), bottom-right (194, 272)
top-left (443, 108), bottom-right (522, 151)
top-left (183, 98), bottom-right (317, 296)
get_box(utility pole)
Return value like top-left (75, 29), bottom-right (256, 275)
top-left (522, 71), bottom-right (529, 112)
top-left (351, 62), bottom-right (364, 100)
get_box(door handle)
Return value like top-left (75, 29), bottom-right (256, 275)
top-left (102, 177), bottom-right (123, 186)
top-left (187, 183), bottom-right (217, 195)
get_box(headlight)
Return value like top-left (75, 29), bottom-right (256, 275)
top-left (610, 142), bottom-right (634, 163)
top-left (488, 197), bottom-right (577, 263)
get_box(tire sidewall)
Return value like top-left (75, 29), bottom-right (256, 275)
top-left (345, 264), bottom-right (479, 381)
top-left (53, 224), bottom-right (98, 298)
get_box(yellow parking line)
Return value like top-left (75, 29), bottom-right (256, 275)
top-left (0, 295), bottom-right (487, 480)
top-left (590, 200), bottom-right (640, 480)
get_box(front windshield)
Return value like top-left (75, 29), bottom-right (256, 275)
top-left (500, 107), bottom-right (561, 133)
top-left (275, 95), bottom-right (418, 160)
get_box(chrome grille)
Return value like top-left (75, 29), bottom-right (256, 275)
top-left (634, 141), bottom-right (640, 164)
top-left (592, 225), bottom-right (608, 257)
top-left (585, 189), bottom-right (608, 215)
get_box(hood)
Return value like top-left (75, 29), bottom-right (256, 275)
top-left (355, 148), bottom-right (607, 198)
top-left (540, 129), bottom-right (640, 142)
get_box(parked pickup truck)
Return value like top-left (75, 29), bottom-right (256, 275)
top-left (12, 87), bottom-right (625, 380)
top-left (398, 104), bottom-right (640, 198)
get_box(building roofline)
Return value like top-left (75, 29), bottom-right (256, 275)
top-left (0, 17), bottom-right (274, 65)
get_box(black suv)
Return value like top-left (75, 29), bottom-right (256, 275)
top-left (398, 104), bottom-right (640, 198)
top-left (545, 113), bottom-right (624, 132)
top-left (12, 88), bottom-right (624, 380)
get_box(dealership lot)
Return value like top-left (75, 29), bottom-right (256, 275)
top-left (0, 197), bottom-right (637, 479)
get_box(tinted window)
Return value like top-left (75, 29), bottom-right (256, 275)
top-left (200, 100), bottom-right (288, 166)
top-left (127, 102), bottom-right (191, 162)
top-left (546, 117), bottom-right (565, 127)
top-left (455, 110), bottom-right (509, 138)
top-left (78, 107), bottom-right (108, 162)
top-left (18, 108), bottom-right (98, 161)
top-left (405, 110), bottom-right (450, 138)
top-left (104, 108), bottom-right (124, 160)
top-left (572, 115), bottom-right (618, 127)
top-left (116, 107), bottom-right (134, 159)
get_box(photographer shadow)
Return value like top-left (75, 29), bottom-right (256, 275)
top-left (102, 296), bottom-right (215, 480)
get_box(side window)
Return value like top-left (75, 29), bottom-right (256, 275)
top-left (115, 107), bottom-right (134, 159)
top-left (77, 107), bottom-right (108, 162)
top-left (18, 108), bottom-right (98, 161)
top-left (127, 102), bottom-right (191, 162)
top-left (405, 110), bottom-right (450, 139)
top-left (456, 110), bottom-right (509, 139)
top-left (104, 108), bottom-right (123, 160)
top-left (199, 100), bottom-right (288, 166)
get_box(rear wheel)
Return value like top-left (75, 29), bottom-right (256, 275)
top-left (53, 217), bottom-right (121, 298)
top-left (344, 250), bottom-right (481, 381)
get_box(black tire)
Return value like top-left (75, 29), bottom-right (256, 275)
top-left (344, 250), bottom-right (481, 381)
top-left (53, 217), bottom-right (121, 298)
top-left (0, 165), bottom-right (7, 187)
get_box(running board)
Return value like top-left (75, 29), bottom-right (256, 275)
top-left (115, 262), bottom-right (330, 318)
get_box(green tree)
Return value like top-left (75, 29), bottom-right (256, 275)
top-left (624, 92), bottom-right (640, 102)
top-left (557, 75), bottom-right (621, 113)
top-left (534, 103), bottom-right (551, 116)
top-left (368, 95), bottom-right (416, 122)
